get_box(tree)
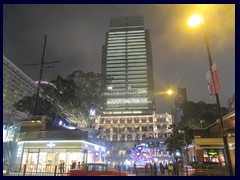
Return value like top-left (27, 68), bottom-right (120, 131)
top-left (13, 70), bottom-right (107, 127)
top-left (164, 124), bottom-right (194, 159)
top-left (180, 101), bottom-right (228, 128)
top-left (13, 94), bottom-right (61, 119)
top-left (164, 100), bottom-right (228, 161)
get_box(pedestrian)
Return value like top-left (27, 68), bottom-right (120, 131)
top-left (149, 163), bottom-right (153, 176)
top-left (160, 162), bottom-right (165, 176)
top-left (71, 161), bottom-right (76, 170)
top-left (168, 163), bottom-right (173, 176)
top-left (62, 162), bottom-right (65, 173)
top-left (133, 162), bottom-right (138, 176)
top-left (144, 163), bottom-right (149, 176)
top-left (77, 161), bottom-right (81, 170)
top-left (173, 163), bottom-right (177, 176)
top-left (164, 163), bottom-right (169, 176)
top-left (153, 162), bottom-right (157, 176)
top-left (179, 162), bottom-right (184, 176)
top-left (59, 162), bottom-right (63, 174)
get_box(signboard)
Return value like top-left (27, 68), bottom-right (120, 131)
top-left (207, 151), bottom-right (219, 156)
top-left (206, 70), bottom-right (215, 97)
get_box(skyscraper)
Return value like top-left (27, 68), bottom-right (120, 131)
top-left (102, 16), bottom-right (155, 116)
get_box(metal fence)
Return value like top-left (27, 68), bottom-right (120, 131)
top-left (3, 164), bottom-right (135, 176)
top-left (3, 164), bottom-right (228, 176)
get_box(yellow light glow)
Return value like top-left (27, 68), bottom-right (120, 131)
top-left (167, 89), bottom-right (173, 95)
top-left (188, 15), bottom-right (203, 27)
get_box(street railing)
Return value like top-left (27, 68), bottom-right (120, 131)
top-left (3, 164), bottom-right (136, 176)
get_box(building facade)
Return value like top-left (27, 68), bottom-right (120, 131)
top-left (94, 113), bottom-right (173, 141)
top-left (3, 55), bottom-right (37, 122)
top-left (101, 16), bottom-right (155, 116)
top-left (3, 118), bottom-right (106, 174)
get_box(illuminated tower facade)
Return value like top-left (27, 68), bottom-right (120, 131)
top-left (102, 16), bottom-right (155, 116)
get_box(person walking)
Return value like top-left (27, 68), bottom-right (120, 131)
top-left (59, 162), bottom-right (63, 174)
top-left (168, 163), bottom-right (173, 176)
top-left (77, 161), bottom-right (81, 170)
top-left (153, 162), bottom-right (157, 176)
top-left (133, 162), bottom-right (138, 176)
top-left (164, 163), bottom-right (169, 176)
top-left (160, 162), bottom-right (165, 176)
top-left (179, 162), bottom-right (184, 176)
top-left (62, 162), bottom-right (65, 173)
top-left (149, 163), bottom-right (153, 176)
top-left (144, 163), bottom-right (149, 176)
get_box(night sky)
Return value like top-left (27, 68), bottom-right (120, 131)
top-left (3, 4), bottom-right (235, 114)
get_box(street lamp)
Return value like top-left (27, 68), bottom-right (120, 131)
top-left (188, 14), bottom-right (234, 176)
top-left (167, 89), bottom-right (174, 121)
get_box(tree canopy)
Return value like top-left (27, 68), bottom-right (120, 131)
top-left (13, 70), bottom-right (106, 127)
top-left (180, 101), bottom-right (228, 129)
top-left (164, 124), bottom-right (194, 155)
top-left (164, 100), bottom-right (228, 158)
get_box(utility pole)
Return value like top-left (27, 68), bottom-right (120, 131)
top-left (201, 22), bottom-right (233, 176)
top-left (24, 35), bottom-right (61, 117)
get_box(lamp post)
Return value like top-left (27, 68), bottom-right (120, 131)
top-left (167, 89), bottom-right (173, 117)
top-left (188, 15), bottom-right (234, 176)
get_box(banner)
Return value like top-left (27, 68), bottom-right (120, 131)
top-left (212, 63), bottom-right (221, 94)
top-left (206, 70), bottom-right (215, 98)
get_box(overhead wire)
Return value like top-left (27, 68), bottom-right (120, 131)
top-left (177, 44), bottom-right (196, 89)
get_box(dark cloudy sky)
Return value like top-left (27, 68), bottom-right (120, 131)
top-left (3, 4), bottom-right (235, 114)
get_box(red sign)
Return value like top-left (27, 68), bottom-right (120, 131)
top-left (212, 63), bottom-right (220, 94)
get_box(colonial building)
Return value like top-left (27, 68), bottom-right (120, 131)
top-left (94, 113), bottom-right (173, 141)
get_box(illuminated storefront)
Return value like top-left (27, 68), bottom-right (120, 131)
top-left (203, 149), bottom-right (225, 163)
top-left (14, 140), bottom-right (106, 173)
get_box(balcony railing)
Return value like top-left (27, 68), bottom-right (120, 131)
top-left (18, 130), bottom-right (88, 141)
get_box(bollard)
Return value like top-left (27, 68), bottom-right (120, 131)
top-left (54, 165), bottom-right (57, 176)
top-left (23, 164), bottom-right (27, 176)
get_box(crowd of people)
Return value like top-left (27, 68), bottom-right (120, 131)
top-left (59, 161), bottom-right (85, 174)
top-left (133, 161), bottom-right (184, 176)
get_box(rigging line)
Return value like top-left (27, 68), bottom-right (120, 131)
top-left (177, 44), bottom-right (196, 89)
top-left (42, 71), bottom-right (63, 112)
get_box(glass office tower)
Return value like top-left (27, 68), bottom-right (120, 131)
top-left (102, 16), bottom-right (155, 116)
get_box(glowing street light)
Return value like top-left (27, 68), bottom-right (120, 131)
top-left (188, 14), bottom-right (203, 27)
top-left (167, 89), bottom-right (173, 95)
top-left (188, 14), bottom-right (234, 176)
top-left (167, 89), bottom-right (174, 121)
